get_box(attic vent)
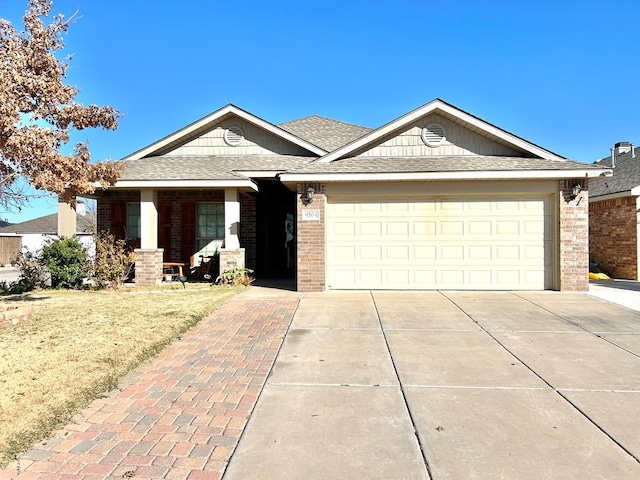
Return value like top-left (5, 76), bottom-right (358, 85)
top-left (422, 123), bottom-right (446, 147)
top-left (224, 126), bottom-right (244, 146)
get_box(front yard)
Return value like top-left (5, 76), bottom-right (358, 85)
top-left (0, 285), bottom-right (241, 467)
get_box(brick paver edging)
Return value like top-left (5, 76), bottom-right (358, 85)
top-left (1, 298), bottom-right (299, 480)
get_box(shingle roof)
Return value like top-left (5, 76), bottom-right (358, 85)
top-left (590, 149), bottom-right (640, 197)
top-left (289, 156), bottom-right (606, 174)
top-left (0, 213), bottom-right (96, 235)
top-left (278, 115), bottom-right (372, 152)
top-left (121, 155), bottom-right (314, 181)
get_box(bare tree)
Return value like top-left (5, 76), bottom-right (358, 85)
top-left (0, 0), bottom-right (123, 212)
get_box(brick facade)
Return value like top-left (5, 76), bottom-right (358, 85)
top-left (559, 179), bottom-right (589, 291)
top-left (97, 189), bottom-right (256, 270)
top-left (589, 195), bottom-right (638, 280)
top-left (219, 248), bottom-right (246, 276)
top-left (296, 183), bottom-right (325, 292)
top-left (134, 248), bottom-right (164, 286)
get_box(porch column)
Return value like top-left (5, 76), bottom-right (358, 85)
top-left (220, 187), bottom-right (245, 275)
top-left (224, 188), bottom-right (240, 249)
top-left (140, 188), bottom-right (158, 249)
top-left (57, 191), bottom-right (77, 238)
top-left (136, 188), bottom-right (162, 286)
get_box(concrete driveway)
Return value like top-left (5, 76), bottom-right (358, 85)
top-left (225, 290), bottom-right (640, 479)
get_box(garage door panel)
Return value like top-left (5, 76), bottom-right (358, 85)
top-left (358, 222), bottom-right (382, 236)
top-left (327, 196), bottom-right (552, 290)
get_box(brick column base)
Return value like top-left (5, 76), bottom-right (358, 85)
top-left (134, 249), bottom-right (164, 286)
top-left (219, 248), bottom-right (245, 276)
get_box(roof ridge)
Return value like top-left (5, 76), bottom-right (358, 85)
top-left (279, 114), bottom-right (372, 131)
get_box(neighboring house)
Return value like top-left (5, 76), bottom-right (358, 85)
top-left (589, 142), bottom-right (639, 279)
top-left (60, 99), bottom-right (610, 291)
top-left (0, 208), bottom-right (96, 255)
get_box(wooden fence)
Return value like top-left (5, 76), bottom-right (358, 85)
top-left (0, 236), bottom-right (22, 265)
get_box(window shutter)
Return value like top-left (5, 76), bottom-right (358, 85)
top-left (111, 202), bottom-right (126, 240)
top-left (181, 202), bottom-right (196, 265)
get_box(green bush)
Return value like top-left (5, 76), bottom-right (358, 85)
top-left (40, 237), bottom-right (89, 289)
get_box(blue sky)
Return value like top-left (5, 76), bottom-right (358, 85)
top-left (1, 0), bottom-right (639, 222)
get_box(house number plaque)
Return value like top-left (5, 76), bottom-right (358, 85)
top-left (302, 210), bottom-right (321, 221)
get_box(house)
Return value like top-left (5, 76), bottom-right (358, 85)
top-left (58, 99), bottom-right (611, 291)
top-left (589, 142), bottom-right (639, 279)
top-left (0, 205), bottom-right (95, 255)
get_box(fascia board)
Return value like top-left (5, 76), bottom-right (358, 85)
top-left (111, 179), bottom-right (258, 191)
top-left (234, 170), bottom-right (284, 178)
top-left (316, 99), bottom-right (566, 164)
top-left (123, 105), bottom-right (326, 160)
top-left (279, 169), bottom-right (610, 183)
top-left (588, 190), bottom-right (633, 203)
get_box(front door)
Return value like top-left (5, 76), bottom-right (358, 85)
top-left (256, 180), bottom-right (296, 278)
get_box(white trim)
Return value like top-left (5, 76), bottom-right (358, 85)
top-left (279, 169), bottom-right (610, 183)
top-left (234, 170), bottom-right (284, 178)
top-left (315, 99), bottom-right (567, 164)
top-left (588, 190), bottom-right (634, 203)
top-left (112, 179), bottom-right (258, 190)
top-left (124, 104), bottom-right (326, 160)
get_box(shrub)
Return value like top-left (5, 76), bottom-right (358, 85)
top-left (92, 231), bottom-right (134, 289)
top-left (40, 237), bottom-right (89, 289)
top-left (215, 267), bottom-right (254, 287)
top-left (1, 249), bottom-right (49, 294)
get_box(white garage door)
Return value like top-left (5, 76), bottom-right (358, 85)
top-left (326, 197), bottom-right (552, 290)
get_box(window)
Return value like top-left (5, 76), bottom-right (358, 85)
top-left (196, 203), bottom-right (225, 256)
top-left (126, 203), bottom-right (140, 240)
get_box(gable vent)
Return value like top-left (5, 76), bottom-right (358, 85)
top-left (224, 126), bottom-right (244, 146)
top-left (422, 123), bottom-right (446, 147)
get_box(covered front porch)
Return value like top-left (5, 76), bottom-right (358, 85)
top-left (58, 179), bottom-right (296, 286)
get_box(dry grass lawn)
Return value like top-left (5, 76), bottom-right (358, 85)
top-left (0, 285), bottom-right (241, 467)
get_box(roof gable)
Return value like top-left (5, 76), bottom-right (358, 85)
top-left (124, 104), bottom-right (327, 160)
top-left (355, 112), bottom-right (525, 158)
top-left (315, 99), bottom-right (567, 164)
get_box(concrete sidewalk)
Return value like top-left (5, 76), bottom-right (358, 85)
top-left (588, 279), bottom-right (640, 312)
top-left (225, 290), bottom-right (640, 479)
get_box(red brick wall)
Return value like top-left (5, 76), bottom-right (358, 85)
top-left (296, 183), bottom-right (325, 292)
top-left (559, 179), bottom-right (589, 291)
top-left (589, 196), bottom-right (638, 280)
top-left (96, 190), bottom-right (256, 269)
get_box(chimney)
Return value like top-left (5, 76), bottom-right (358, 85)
top-left (614, 141), bottom-right (632, 156)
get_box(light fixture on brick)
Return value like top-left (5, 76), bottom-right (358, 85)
top-left (304, 186), bottom-right (315, 205)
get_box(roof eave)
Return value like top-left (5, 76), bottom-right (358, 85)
top-left (109, 179), bottom-right (258, 191)
top-left (279, 169), bottom-right (610, 183)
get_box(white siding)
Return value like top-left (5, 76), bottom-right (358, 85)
top-left (166, 117), bottom-right (310, 156)
top-left (21, 234), bottom-right (95, 256)
top-left (357, 114), bottom-right (522, 157)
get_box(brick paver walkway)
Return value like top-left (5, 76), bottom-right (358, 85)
top-left (1, 296), bottom-right (299, 480)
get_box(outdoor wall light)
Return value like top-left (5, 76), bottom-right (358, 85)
top-left (304, 186), bottom-right (315, 205)
top-left (570, 184), bottom-right (582, 200)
